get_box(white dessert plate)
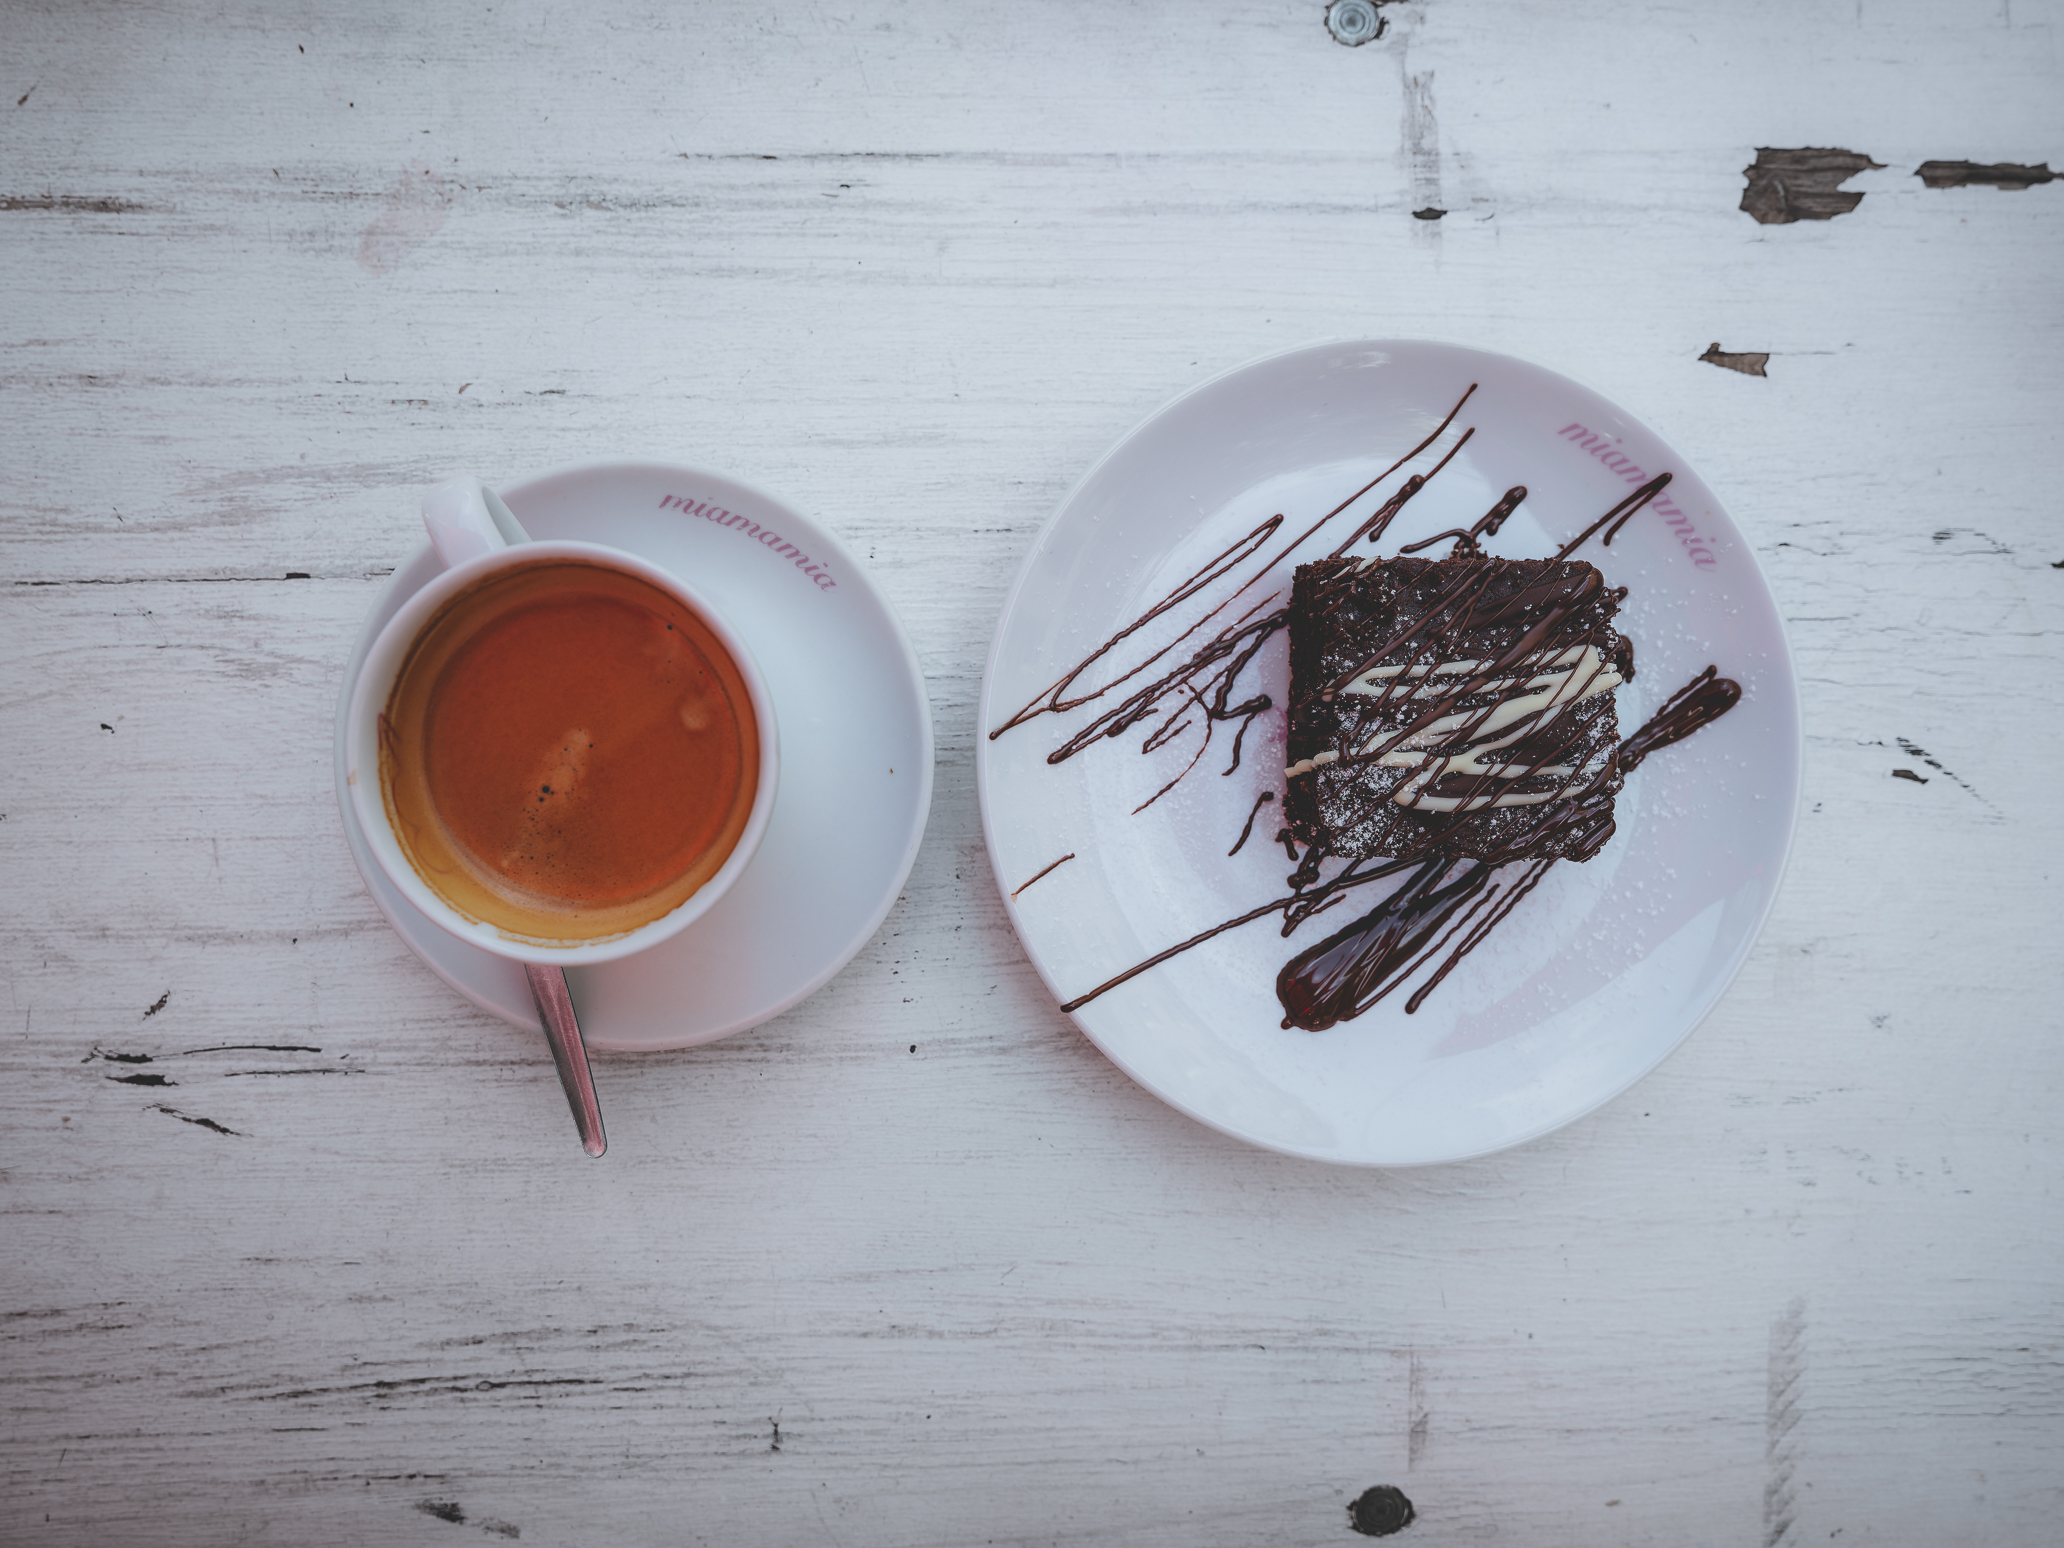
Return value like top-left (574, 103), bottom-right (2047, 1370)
top-left (977, 341), bottom-right (1800, 1165)
top-left (334, 462), bottom-right (933, 1052)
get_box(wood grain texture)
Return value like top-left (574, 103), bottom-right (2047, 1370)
top-left (4, 1), bottom-right (2062, 1544)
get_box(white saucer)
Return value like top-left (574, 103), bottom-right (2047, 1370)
top-left (977, 341), bottom-right (1801, 1165)
top-left (334, 462), bottom-right (933, 1053)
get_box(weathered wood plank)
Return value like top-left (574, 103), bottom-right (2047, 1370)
top-left (4, 0), bottom-right (2061, 1544)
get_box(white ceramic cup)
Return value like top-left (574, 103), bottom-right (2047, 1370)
top-left (344, 476), bottom-right (781, 966)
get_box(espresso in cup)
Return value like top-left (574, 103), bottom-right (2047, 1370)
top-left (378, 557), bottom-right (761, 943)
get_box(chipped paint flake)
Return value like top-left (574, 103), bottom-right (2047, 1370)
top-left (1740, 148), bottom-right (1884, 224)
top-left (1915, 160), bottom-right (2056, 190)
top-left (1701, 343), bottom-right (1770, 377)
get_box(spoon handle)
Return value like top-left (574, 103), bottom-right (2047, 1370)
top-left (524, 964), bottom-right (607, 1157)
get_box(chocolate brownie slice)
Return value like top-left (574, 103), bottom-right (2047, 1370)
top-left (1283, 555), bottom-right (1630, 863)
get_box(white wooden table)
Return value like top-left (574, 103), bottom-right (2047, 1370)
top-left (5, 2), bottom-right (2061, 1543)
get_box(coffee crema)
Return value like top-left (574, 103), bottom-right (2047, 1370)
top-left (380, 559), bottom-right (759, 943)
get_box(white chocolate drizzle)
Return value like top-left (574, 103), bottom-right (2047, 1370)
top-left (1287, 644), bottom-right (1621, 813)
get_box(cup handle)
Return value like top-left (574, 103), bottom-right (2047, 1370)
top-left (422, 474), bottom-right (532, 568)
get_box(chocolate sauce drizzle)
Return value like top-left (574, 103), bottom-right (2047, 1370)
top-left (1617, 665), bottom-right (1742, 773)
top-left (1395, 483), bottom-right (1527, 556)
top-left (1011, 852), bottom-right (1076, 898)
top-left (1057, 668), bottom-right (1740, 1020)
top-left (996, 383), bottom-right (1743, 1027)
top-left (989, 383), bottom-right (1486, 789)
top-left (1273, 667), bottom-right (1740, 1029)
top-left (1228, 791), bottom-right (1275, 856)
top-left (1552, 473), bottom-right (1672, 561)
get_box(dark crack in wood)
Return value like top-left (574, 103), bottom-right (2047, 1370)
top-left (1, 194), bottom-right (152, 213)
top-left (182, 1043), bottom-right (323, 1055)
top-left (150, 1104), bottom-right (243, 1136)
top-left (1764, 1298), bottom-right (1807, 1547)
top-left (1895, 737), bottom-right (1998, 814)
